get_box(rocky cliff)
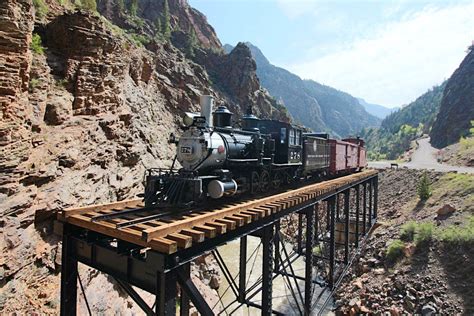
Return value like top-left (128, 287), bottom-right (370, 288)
top-left (0, 0), bottom-right (289, 313)
top-left (225, 43), bottom-right (381, 137)
top-left (430, 49), bottom-right (474, 148)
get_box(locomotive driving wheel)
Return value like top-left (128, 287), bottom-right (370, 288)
top-left (260, 170), bottom-right (270, 192)
top-left (272, 171), bottom-right (283, 189)
top-left (251, 171), bottom-right (260, 194)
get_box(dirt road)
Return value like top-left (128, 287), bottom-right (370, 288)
top-left (368, 137), bottom-right (474, 174)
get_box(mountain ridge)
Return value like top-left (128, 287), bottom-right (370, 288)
top-left (357, 97), bottom-right (397, 119)
top-left (225, 42), bottom-right (381, 137)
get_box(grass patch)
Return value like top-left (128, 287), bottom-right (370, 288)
top-left (434, 173), bottom-right (474, 212)
top-left (31, 33), bottom-right (45, 55)
top-left (437, 216), bottom-right (474, 245)
top-left (33, 0), bottom-right (48, 18)
top-left (386, 239), bottom-right (405, 262)
top-left (400, 221), bottom-right (433, 245)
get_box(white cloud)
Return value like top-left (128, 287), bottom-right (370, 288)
top-left (283, 2), bottom-right (474, 107)
top-left (276, 0), bottom-right (320, 19)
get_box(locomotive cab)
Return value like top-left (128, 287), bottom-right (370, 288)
top-left (257, 120), bottom-right (303, 165)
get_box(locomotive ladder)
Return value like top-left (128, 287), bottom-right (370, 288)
top-left (57, 169), bottom-right (378, 316)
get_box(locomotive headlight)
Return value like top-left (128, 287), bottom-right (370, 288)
top-left (183, 112), bottom-right (198, 127)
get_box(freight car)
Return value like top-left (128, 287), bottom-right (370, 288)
top-left (143, 96), bottom-right (366, 207)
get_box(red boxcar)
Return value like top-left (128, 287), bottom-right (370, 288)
top-left (343, 137), bottom-right (367, 169)
top-left (329, 138), bottom-right (366, 174)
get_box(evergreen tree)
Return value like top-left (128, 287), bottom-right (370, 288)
top-left (417, 172), bottom-right (431, 201)
top-left (162, 0), bottom-right (171, 40)
top-left (117, 0), bottom-right (125, 12)
top-left (130, 0), bottom-right (138, 16)
top-left (185, 27), bottom-right (198, 57)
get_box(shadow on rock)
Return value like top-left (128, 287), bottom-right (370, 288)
top-left (438, 243), bottom-right (474, 314)
top-left (410, 243), bottom-right (430, 273)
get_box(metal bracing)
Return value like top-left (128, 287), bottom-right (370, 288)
top-left (114, 278), bottom-right (155, 315)
top-left (261, 223), bottom-right (274, 315)
top-left (304, 204), bottom-right (315, 315)
top-left (59, 174), bottom-right (378, 316)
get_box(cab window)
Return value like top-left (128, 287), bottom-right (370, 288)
top-left (280, 128), bottom-right (286, 144)
top-left (289, 129), bottom-right (295, 145)
top-left (295, 130), bottom-right (301, 145)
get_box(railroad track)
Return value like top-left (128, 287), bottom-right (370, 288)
top-left (58, 170), bottom-right (378, 254)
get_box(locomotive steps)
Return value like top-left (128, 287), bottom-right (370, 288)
top-left (58, 169), bottom-right (378, 254)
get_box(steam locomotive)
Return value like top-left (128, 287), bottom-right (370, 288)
top-left (143, 95), bottom-right (366, 207)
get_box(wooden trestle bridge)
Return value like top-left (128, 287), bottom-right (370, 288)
top-left (57, 169), bottom-right (378, 315)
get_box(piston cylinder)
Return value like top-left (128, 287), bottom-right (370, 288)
top-left (207, 179), bottom-right (238, 199)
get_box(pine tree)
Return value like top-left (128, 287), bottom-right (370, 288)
top-left (162, 0), bottom-right (171, 40)
top-left (417, 172), bottom-right (431, 201)
top-left (185, 27), bottom-right (198, 57)
top-left (130, 0), bottom-right (138, 16)
top-left (117, 0), bottom-right (125, 12)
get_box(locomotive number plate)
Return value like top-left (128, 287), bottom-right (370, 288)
top-left (180, 146), bottom-right (192, 154)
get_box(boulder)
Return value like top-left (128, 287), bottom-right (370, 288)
top-left (44, 96), bottom-right (72, 125)
top-left (437, 204), bottom-right (456, 216)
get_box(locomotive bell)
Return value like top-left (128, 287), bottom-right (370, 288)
top-left (213, 105), bottom-right (233, 128)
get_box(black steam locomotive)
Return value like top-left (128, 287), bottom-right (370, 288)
top-left (144, 96), bottom-right (365, 207)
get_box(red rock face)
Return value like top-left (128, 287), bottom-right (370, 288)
top-left (0, 0), bottom-right (34, 196)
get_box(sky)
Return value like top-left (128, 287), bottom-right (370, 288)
top-left (188, 0), bottom-right (474, 108)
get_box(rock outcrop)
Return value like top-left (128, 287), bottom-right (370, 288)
top-left (430, 49), bottom-right (474, 148)
top-left (0, 0), bottom-right (34, 198)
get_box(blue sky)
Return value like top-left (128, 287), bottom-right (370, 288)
top-left (189, 0), bottom-right (474, 108)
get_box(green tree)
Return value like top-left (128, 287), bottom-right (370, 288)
top-left (417, 172), bottom-right (431, 201)
top-left (130, 0), bottom-right (138, 16)
top-left (117, 0), bottom-right (125, 12)
top-left (81, 0), bottom-right (97, 11)
top-left (184, 27), bottom-right (198, 57)
top-left (162, 0), bottom-right (171, 40)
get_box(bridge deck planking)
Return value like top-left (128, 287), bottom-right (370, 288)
top-left (58, 170), bottom-right (378, 254)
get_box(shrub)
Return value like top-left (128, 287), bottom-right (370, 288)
top-left (386, 239), bottom-right (405, 262)
top-left (129, 33), bottom-right (151, 47)
top-left (33, 0), bottom-right (48, 18)
top-left (417, 172), bottom-right (431, 200)
top-left (400, 221), bottom-right (417, 241)
top-left (437, 216), bottom-right (474, 245)
top-left (31, 33), bottom-right (45, 54)
top-left (29, 78), bottom-right (40, 91)
top-left (79, 0), bottom-right (96, 11)
top-left (414, 222), bottom-right (434, 246)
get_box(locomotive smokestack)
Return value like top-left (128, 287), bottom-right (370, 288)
top-left (200, 95), bottom-right (214, 127)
